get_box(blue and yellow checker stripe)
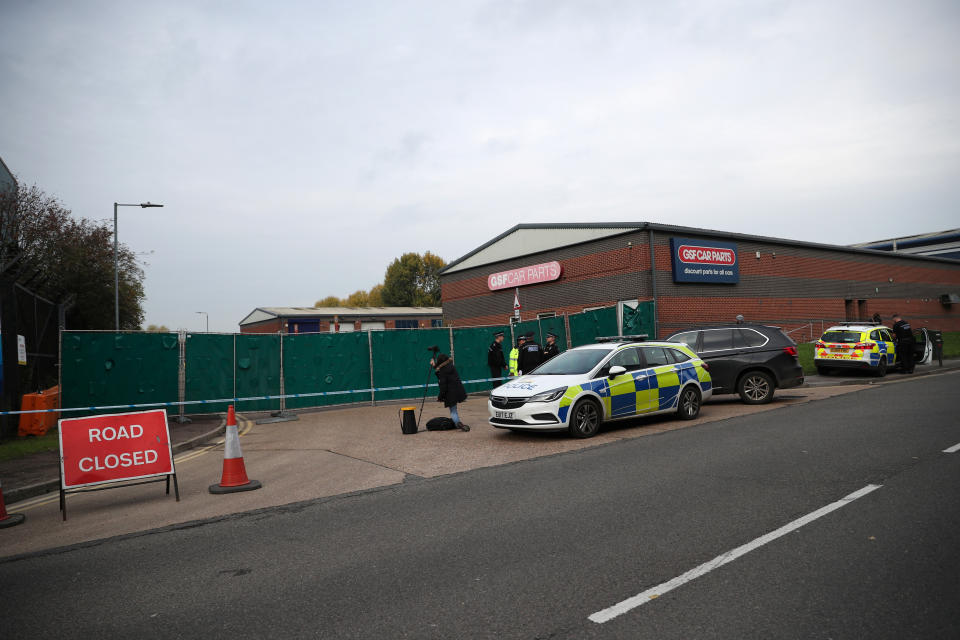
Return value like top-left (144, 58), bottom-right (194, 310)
top-left (557, 362), bottom-right (711, 423)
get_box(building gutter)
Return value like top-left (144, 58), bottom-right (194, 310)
top-left (648, 226), bottom-right (658, 339)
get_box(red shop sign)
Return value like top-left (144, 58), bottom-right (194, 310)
top-left (676, 244), bottom-right (737, 266)
top-left (488, 261), bottom-right (562, 291)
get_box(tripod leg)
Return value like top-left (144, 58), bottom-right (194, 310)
top-left (417, 363), bottom-right (433, 428)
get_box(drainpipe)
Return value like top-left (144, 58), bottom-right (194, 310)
top-left (648, 227), bottom-right (659, 339)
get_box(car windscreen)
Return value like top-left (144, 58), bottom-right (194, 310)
top-left (822, 330), bottom-right (861, 344)
top-left (532, 348), bottom-right (610, 375)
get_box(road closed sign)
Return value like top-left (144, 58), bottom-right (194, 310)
top-left (59, 409), bottom-right (175, 489)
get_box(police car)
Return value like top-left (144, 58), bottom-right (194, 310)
top-left (814, 323), bottom-right (896, 376)
top-left (488, 337), bottom-right (713, 438)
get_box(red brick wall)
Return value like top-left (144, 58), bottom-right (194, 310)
top-left (239, 319), bottom-right (282, 334)
top-left (441, 229), bottom-right (960, 337)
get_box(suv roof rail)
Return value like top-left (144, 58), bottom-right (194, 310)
top-left (595, 334), bottom-right (648, 343)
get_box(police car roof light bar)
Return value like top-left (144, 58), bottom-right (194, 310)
top-left (594, 335), bottom-right (649, 343)
top-left (837, 321), bottom-right (883, 327)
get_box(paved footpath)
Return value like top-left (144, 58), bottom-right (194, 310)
top-left (0, 369), bottom-right (954, 559)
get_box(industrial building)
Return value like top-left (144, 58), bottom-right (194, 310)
top-left (854, 229), bottom-right (960, 261)
top-left (439, 223), bottom-right (960, 339)
top-left (239, 306), bottom-right (443, 334)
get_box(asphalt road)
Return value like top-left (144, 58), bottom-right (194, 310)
top-left (2, 372), bottom-right (958, 639)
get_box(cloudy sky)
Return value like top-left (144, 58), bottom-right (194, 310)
top-left (1, 0), bottom-right (958, 331)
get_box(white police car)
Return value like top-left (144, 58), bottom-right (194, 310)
top-left (488, 337), bottom-right (713, 438)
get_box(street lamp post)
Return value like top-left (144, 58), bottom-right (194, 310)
top-left (196, 311), bottom-right (209, 332)
top-left (114, 201), bottom-right (163, 330)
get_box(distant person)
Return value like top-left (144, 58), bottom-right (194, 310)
top-left (487, 330), bottom-right (507, 389)
top-left (541, 331), bottom-right (561, 362)
top-left (872, 313), bottom-right (882, 324)
top-left (517, 331), bottom-right (543, 375)
top-left (431, 353), bottom-right (469, 431)
top-left (508, 334), bottom-right (524, 377)
top-left (892, 313), bottom-right (915, 373)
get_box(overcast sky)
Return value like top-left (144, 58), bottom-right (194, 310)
top-left (1, 0), bottom-right (958, 331)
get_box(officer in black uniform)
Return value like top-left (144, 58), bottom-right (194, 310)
top-left (517, 331), bottom-right (543, 375)
top-left (541, 331), bottom-right (560, 362)
top-left (487, 330), bottom-right (507, 389)
top-left (892, 313), bottom-right (916, 373)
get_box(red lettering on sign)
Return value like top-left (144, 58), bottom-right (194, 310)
top-left (488, 261), bottom-right (562, 290)
top-left (677, 245), bottom-right (737, 266)
top-left (59, 409), bottom-right (174, 489)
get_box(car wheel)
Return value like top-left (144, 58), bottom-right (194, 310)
top-left (816, 365), bottom-right (830, 376)
top-left (677, 386), bottom-right (701, 420)
top-left (874, 357), bottom-right (887, 378)
top-left (568, 399), bottom-right (601, 438)
top-left (738, 371), bottom-right (774, 404)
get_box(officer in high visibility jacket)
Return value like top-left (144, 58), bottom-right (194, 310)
top-left (508, 334), bottom-right (525, 376)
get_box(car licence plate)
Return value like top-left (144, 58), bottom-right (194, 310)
top-left (495, 411), bottom-right (515, 419)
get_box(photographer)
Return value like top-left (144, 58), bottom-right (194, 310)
top-left (430, 353), bottom-right (470, 431)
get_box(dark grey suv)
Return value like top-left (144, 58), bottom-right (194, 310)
top-left (664, 325), bottom-right (804, 404)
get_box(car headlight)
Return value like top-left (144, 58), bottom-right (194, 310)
top-left (528, 387), bottom-right (567, 403)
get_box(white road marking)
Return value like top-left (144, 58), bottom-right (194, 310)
top-left (588, 484), bottom-right (882, 624)
top-left (943, 442), bottom-right (960, 454)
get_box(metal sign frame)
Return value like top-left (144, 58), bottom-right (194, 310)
top-left (57, 408), bottom-right (179, 521)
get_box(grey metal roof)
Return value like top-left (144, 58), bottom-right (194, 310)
top-left (239, 306), bottom-right (443, 326)
top-left (440, 222), bottom-right (960, 275)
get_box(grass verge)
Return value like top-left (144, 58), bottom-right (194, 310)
top-left (0, 432), bottom-right (60, 462)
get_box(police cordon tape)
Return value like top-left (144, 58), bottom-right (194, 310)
top-left (0, 375), bottom-right (511, 416)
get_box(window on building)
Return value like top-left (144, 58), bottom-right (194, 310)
top-left (395, 319), bottom-right (419, 329)
top-left (431, 319), bottom-right (443, 327)
top-left (537, 312), bottom-right (556, 319)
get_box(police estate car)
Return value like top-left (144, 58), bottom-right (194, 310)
top-left (814, 323), bottom-right (896, 376)
top-left (488, 337), bottom-right (713, 438)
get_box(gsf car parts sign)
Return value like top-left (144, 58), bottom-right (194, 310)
top-left (670, 237), bottom-right (739, 284)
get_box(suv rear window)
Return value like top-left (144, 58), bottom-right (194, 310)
top-left (735, 328), bottom-right (768, 348)
top-left (822, 330), bottom-right (862, 344)
top-left (701, 329), bottom-right (733, 352)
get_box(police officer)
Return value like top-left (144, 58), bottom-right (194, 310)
top-left (517, 331), bottom-right (543, 375)
top-left (541, 331), bottom-right (560, 362)
top-left (892, 313), bottom-right (916, 373)
top-left (508, 334), bottom-right (523, 377)
top-left (487, 330), bottom-right (507, 389)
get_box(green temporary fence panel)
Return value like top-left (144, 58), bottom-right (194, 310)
top-left (61, 331), bottom-right (179, 416)
top-left (512, 319), bottom-right (541, 345)
top-left (621, 301), bottom-right (656, 338)
top-left (569, 307), bottom-right (618, 347)
top-left (235, 333), bottom-right (281, 412)
top-left (371, 328), bottom-right (451, 402)
top-left (536, 317), bottom-right (568, 354)
top-left (284, 332), bottom-right (371, 408)
top-left (511, 318), bottom-right (568, 348)
top-left (452, 325), bottom-right (511, 394)
top-left (185, 333), bottom-right (234, 414)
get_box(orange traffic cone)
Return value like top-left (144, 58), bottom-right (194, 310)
top-left (209, 405), bottom-right (262, 494)
top-left (0, 479), bottom-right (26, 528)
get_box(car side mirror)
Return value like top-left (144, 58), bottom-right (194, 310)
top-left (608, 365), bottom-right (626, 378)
